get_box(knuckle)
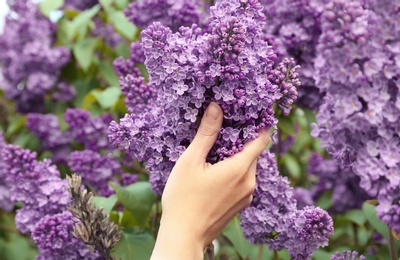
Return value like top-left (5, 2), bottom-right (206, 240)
top-left (199, 124), bottom-right (217, 137)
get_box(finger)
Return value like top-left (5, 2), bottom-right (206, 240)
top-left (184, 102), bottom-right (223, 164)
top-left (215, 130), bottom-right (270, 175)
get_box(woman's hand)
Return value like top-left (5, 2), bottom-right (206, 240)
top-left (151, 102), bottom-right (271, 260)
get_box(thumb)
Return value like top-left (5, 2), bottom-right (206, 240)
top-left (184, 102), bottom-right (223, 164)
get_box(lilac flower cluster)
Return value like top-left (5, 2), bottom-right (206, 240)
top-left (240, 151), bottom-right (333, 259)
top-left (0, 0), bottom-right (70, 113)
top-left (92, 19), bottom-right (122, 48)
top-left (124, 0), bottom-right (202, 32)
top-left (0, 132), bottom-right (13, 212)
top-left (27, 113), bottom-right (73, 164)
top-left (259, 0), bottom-right (328, 110)
top-left (2, 145), bottom-right (69, 233)
top-left (0, 142), bottom-right (101, 258)
top-left (32, 211), bottom-right (101, 260)
top-left (307, 152), bottom-right (370, 213)
top-left (68, 150), bottom-right (138, 197)
top-left (63, 0), bottom-right (98, 11)
top-left (27, 110), bottom-right (138, 196)
top-left (331, 250), bottom-right (366, 260)
top-left (311, 0), bottom-right (400, 231)
top-left (64, 108), bottom-right (113, 152)
top-left (110, 0), bottom-right (300, 195)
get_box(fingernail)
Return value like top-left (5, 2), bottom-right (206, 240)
top-left (205, 102), bottom-right (220, 120)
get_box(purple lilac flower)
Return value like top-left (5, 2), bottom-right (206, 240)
top-left (124, 0), bottom-right (202, 32)
top-left (259, 0), bottom-right (329, 110)
top-left (311, 0), bottom-right (400, 231)
top-left (109, 0), bottom-right (300, 195)
top-left (307, 152), bottom-right (370, 213)
top-left (1, 140), bottom-right (102, 258)
top-left (240, 151), bottom-right (333, 259)
top-left (330, 250), bottom-right (366, 260)
top-left (240, 151), bottom-right (298, 246)
top-left (0, 0), bottom-right (70, 113)
top-left (63, 0), bottom-right (98, 11)
top-left (27, 113), bottom-right (73, 164)
top-left (92, 19), bottom-right (122, 48)
top-left (52, 82), bottom-right (76, 102)
top-left (64, 108), bottom-right (113, 152)
top-left (285, 206), bottom-right (334, 260)
top-left (32, 211), bottom-right (102, 260)
top-left (2, 145), bottom-right (69, 233)
top-left (68, 150), bottom-right (138, 196)
top-left (0, 132), bottom-right (13, 212)
top-left (293, 187), bottom-right (314, 210)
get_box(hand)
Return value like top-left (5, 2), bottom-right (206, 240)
top-left (150, 102), bottom-right (271, 260)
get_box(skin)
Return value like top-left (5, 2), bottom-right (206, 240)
top-left (150, 102), bottom-right (271, 260)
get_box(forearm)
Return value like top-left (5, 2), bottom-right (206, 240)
top-left (150, 219), bottom-right (204, 260)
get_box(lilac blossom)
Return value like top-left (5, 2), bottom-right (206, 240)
top-left (240, 151), bottom-right (333, 259)
top-left (33, 211), bottom-right (102, 260)
top-left (259, 0), bottom-right (329, 110)
top-left (109, 0), bottom-right (300, 195)
top-left (68, 150), bottom-right (137, 197)
top-left (26, 113), bottom-right (73, 164)
top-left (0, 0), bottom-right (70, 113)
top-left (330, 250), bottom-right (366, 260)
top-left (0, 132), bottom-right (13, 212)
top-left (307, 152), bottom-right (370, 213)
top-left (311, 0), bottom-right (400, 231)
top-left (124, 0), bottom-right (203, 32)
top-left (2, 145), bottom-right (69, 233)
top-left (64, 108), bottom-right (113, 152)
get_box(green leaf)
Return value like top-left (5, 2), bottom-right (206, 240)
top-left (277, 116), bottom-right (296, 135)
top-left (109, 10), bottom-right (138, 40)
top-left (92, 195), bottom-right (118, 213)
top-left (110, 182), bottom-right (156, 227)
top-left (316, 190), bottom-right (333, 210)
top-left (73, 80), bottom-right (97, 107)
top-left (91, 86), bottom-right (122, 109)
top-left (99, 0), bottom-right (113, 10)
top-left (313, 249), bottom-right (334, 259)
top-left (282, 153), bottom-right (301, 179)
top-left (39, 0), bottom-right (64, 17)
top-left (98, 62), bottom-right (120, 86)
top-left (344, 209), bottom-right (366, 226)
top-left (111, 228), bottom-right (155, 260)
top-left (3, 233), bottom-right (37, 260)
top-left (222, 217), bottom-right (251, 258)
top-left (73, 38), bottom-right (98, 71)
top-left (362, 202), bottom-right (389, 239)
top-left (120, 208), bottom-right (139, 227)
top-left (70, 5), bottom-right (101, 40)
top-left (5, 115), bottom-right (26, 138)
top-left (115, 0), bottom-right (129, 9)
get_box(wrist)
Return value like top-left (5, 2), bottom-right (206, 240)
top-left (151, 217), bottom-right (204, 260)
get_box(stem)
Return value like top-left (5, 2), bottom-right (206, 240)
top-left (257, 245), bottom-right (264, 260)
top-left (152, 198), bottom-right (161, 239)
top-left (388, 228), bottom-right (398, 260)
top-left (204, 243), bottom-right (215, 260)
top-left (276, 130), bottom-right (283, 173)
top-left (0, 225), bottom-right (19, 234)
top-left (273, 250), bottom-right (279, 260)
